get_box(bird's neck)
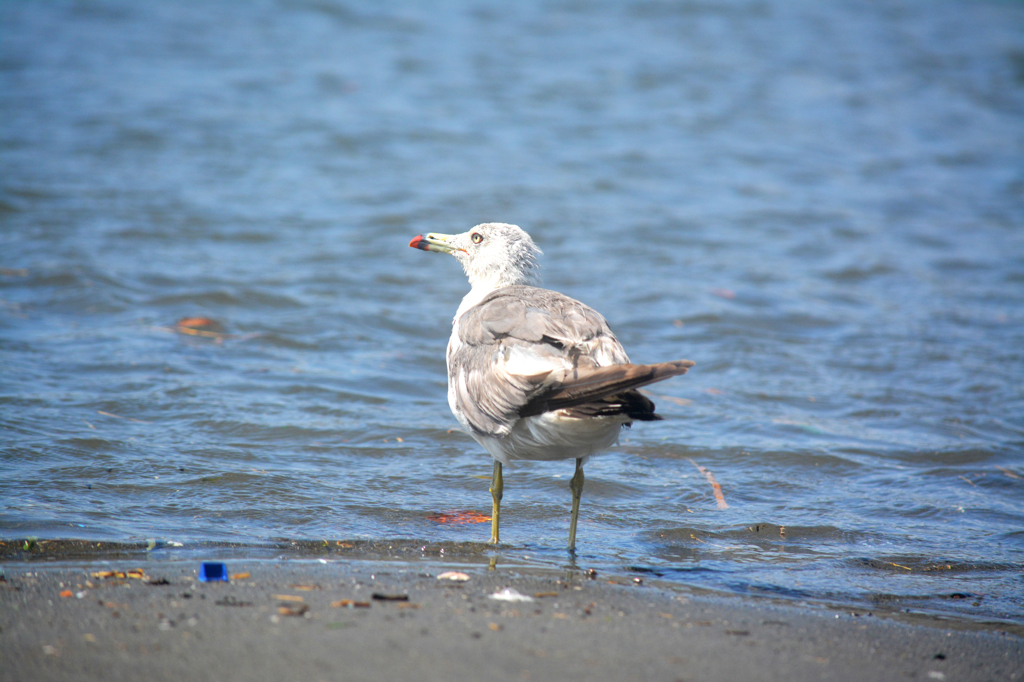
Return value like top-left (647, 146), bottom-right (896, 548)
top-left (455, 267), bottom-right (534, 319)
top-left (455, 281), bottom-right (498, 321)
top-left (454, 263), bottom-right (540, 322)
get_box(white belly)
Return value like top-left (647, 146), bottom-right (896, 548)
top-left (473, 411), bottom-right (624, 465)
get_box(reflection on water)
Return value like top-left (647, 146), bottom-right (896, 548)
top-left (1, 0), bottom-right (1022, 627)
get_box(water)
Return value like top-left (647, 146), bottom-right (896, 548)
top-left (2, 0), bottom-right (1023, 627)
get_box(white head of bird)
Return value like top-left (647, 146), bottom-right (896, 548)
top-left (409, 222), bottom-right (542, 291)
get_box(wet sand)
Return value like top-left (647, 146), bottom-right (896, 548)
top-left (1, 550), bottom-right (1021, 682)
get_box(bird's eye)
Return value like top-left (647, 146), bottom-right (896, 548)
top-left (471, 233), bottom-right (483, 244)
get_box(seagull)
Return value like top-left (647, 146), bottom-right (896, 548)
top-left (409, 223), bottom-right (694, 551)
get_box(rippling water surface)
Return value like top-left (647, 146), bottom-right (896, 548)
top-left (2, 0), bottom-right (1023, 626)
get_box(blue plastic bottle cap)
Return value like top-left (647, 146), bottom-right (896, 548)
top-left (198, 562), bottom-right (229, 582)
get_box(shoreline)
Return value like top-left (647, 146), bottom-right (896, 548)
top-left (2, 545), bottom-right (1021, 681)
top-left (2, 537), bottom-right (1019, 634)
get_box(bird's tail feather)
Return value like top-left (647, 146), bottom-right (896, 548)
top-left (518, 359), bottom-right (694, 418)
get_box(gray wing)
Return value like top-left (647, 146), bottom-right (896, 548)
top-left (449, 286), bottom-right (627, 437)
top-left (448, 286), bottom-right (692, 437)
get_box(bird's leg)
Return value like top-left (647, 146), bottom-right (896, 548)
top-left (567, 457), bottom-right (585, 553)
top-left (489, 460), bottom-right (503, 545)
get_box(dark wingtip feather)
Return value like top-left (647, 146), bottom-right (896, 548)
top-left (518, 359), bottom-right (695, 418)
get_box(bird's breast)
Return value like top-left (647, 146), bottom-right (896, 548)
top-left (476, 411), bottom-right (624, 465)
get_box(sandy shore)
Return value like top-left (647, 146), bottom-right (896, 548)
top-left (1, 546), bottom-right (1021, 682)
